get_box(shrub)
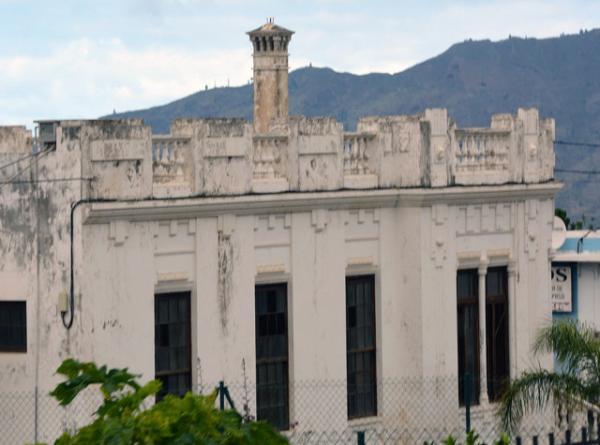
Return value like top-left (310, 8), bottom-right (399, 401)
top-left (40, 359), bottom-right (288, 445)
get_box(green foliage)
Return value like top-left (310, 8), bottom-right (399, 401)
top-left (499, 320), bottom-right (600, 432)
top-left (555, 208), bottom-right (571, 228)
top-left (42, 359), bottom-right (288, 445)
top-left (424, 430), bottom-right (510, 445)
top-left (555, 208), bottom-right (593, 230)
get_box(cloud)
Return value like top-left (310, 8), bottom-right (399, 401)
top-left (2, 0), bottom-right (599, 127)
top-left (0, 38), bottom-right (251, 127)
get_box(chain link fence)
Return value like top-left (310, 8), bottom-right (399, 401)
top-left (0, 376), bottom-right (597, 445)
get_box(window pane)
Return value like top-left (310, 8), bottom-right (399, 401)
top-left (154, 292), bottom-right (191, 401)
top-left (457, 270), bottom-right (479, 406)
top-left (255, 283), bottom-right (289, 430)
top-left (346, 275), bottom-right (377, 419)
top-left (486, 267), bottom-right (509, 402)
top-left (0, 301), bottom-right (27, 352)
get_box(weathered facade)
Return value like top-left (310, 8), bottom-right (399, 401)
top-left (0, 21), bottom-right (560, 443)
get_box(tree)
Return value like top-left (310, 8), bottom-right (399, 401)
top-left (42, 359), bottom-right (288, 445)
top-left (555, 208), bottom-right (571, 229)
top-left (499, 320), bottom-right (600, 431)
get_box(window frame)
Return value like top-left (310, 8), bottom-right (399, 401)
top-left (346, 274), bottom-right (378, 420)
top-left (255, 282), bottom-right (290, 431)
top-left (456, 269), bottom-right (480, 406)
top-left (485, 266), bottom-right (510, 402)
top-left (0, 300), bottom-right (27, 353)
top-left (154, 291), bottom-right (192, 401)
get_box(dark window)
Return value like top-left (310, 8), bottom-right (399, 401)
top-left (346, 275), bottom-right (377, 419)
top-left (0, 301), bottom-right (26, 352)
top-left (456, 267), bottom-right (510, 405)
top-left (154, 292), bottom-right (191, 400)
top-left (457, 270), bottom-right (480, 405)
top-left (486, 267), bottom-right (509, 402)
top-left (255, 283), bottom-right (289, 430)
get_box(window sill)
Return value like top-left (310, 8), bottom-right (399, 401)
top-left (347, 415), bottom-right (380, 428)
top-left (461, 400), bottom-right (500, 416)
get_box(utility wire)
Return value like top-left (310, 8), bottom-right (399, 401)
top-left (556, 168), bottom-right (600, 175)
top-left (0, 147), bottom-right (52, 174)
top-left (0, 177), bottom-right (95, 185)
top-left (0, 148), bottom-right (51, 189)
top-left (555, 140), bottom-right (600, 148)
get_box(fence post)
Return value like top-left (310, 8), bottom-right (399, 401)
top-left (34, 386), bottom-right (39, 444)
top-left (218, 381), bottom-right (225, 411)
top-left (464, 372), bottom-right (472, 433)
top-left (224, 386), bottom-right (236, 411)
top-left (357, 430), bottom-right (365, 445)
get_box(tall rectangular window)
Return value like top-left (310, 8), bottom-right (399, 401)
top-left (457, 267), bottom-right (510, 405)
top-left (255, 283), bottom-right (289, 430)
top-left (457, 270), bottom-right (480, 405)
top-left (346, 275), bottom-right (377, 419)
top-left (155, 292), bottom-right (191, 400)
top-left (0, 301), bottom-right (27, 352)
top-left (486, 267), bottom-right (509, 402)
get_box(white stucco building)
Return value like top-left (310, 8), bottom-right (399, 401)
top-left (0, 21), bottom-right (560, 444)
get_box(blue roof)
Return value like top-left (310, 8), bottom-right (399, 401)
top-left (559, 237), bottom-right (600, 253)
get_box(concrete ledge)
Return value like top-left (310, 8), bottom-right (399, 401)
top-left (251, 177), bottom-right (289, 193)
top-left (343, 174), bottom-right (378, 189)
top-left (84, 182), bottom-right (563, 224)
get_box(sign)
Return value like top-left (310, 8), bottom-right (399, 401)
top-left (552, 266), bottom-right (572, 312)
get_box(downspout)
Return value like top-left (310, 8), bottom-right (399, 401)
top-left (61, 198), bottom-right (117, 329)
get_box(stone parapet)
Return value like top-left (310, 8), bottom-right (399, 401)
top-left (0, 108), bottom-right (555, 199)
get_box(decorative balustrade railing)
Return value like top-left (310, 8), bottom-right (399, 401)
top-left (152, 136), bottom-right (191, 184)
top-left (343, 133), bottom-right (376, 177)
top-left (454, 130), bottom-right (511, 173)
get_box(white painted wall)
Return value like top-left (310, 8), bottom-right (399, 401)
top-left (576, 264), bottom-right (600, 328)
top-left (0, 112), bottom-right (559, 443)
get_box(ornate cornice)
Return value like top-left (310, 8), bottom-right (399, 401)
top-left (84, 182), bottom-right (562, 224)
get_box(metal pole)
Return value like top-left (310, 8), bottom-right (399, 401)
top-left (34, 386), bottom-right (39, 443)
top-left (357, 430), bottom-right (365, 445)
top-left (224, 386), bottom-right (236, 411)
top-left (219, 381), bottom-right (225, 411)
top-left (464, 372), bottom-right (471, 433)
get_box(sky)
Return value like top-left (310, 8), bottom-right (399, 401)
top-left (1, 0), bottom-right (599, 128)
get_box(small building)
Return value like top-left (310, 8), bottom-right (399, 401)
top-left (552, 218), bottom-right (600, 327)
top-left (0, 21), bottom-right (560, 443)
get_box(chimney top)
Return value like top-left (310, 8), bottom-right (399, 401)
top-left (247, 20), bottom-right (294, 37)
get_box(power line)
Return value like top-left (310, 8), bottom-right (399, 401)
top-left (0, 177), bottom-right (95, 185)
top-left (555, 140), bottom-right (600, 148)
top-left (556, 168), bottom-right (600, 175)
top-left (0, 148), bottom-right (50, 174)
top-left (0, 148), bottom-right (51, 189)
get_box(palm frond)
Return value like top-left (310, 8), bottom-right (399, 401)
top-left (534, 320), bottom-right (600, 377)
top-left (499, 369), bottom-right (590, 432)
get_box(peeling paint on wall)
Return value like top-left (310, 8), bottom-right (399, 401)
top-left (217, 232), bottom-right (233, 334)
